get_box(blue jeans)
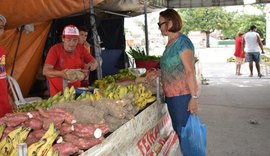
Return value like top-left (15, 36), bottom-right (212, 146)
top-left (166, 94), bottom-right (191, 153)
top-left (245, 52), bottom-right (260, 63)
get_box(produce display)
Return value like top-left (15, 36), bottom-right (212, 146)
top-left (0, 107), bottom-right (109, 156)
top-left (93, 69), bottom-right (136, 89)
top-left (0, 68), bottom-right (159, 155)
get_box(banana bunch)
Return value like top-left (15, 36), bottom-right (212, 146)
top-left (102, 83), bottom-right (156, 108)
top-left (60, 86), bottom-right (76, 102)
top-left (102, 84), bottom-right (128, 100)
top-left (76, 91), bottom-right (95, 102)
top-left (17, 86), bottom-right (77, 112)
top-left (0, 127), bottom-right (31, 156)
top-left (28, 123), bottom-right (59, 156)
top-left (93, 89), bottom-right (103, 100)
top-left (0, 124), bottom-right (6, 139)
top-left (132, 84), bottom-right (156, 109)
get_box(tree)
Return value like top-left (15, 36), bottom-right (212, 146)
top-left (221, 4), bottom-right (266, 40)
top-left (179, 7), bottom-right (232, 47)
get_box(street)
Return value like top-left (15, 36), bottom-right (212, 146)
top-left (197, 46), bottom-right (270, 156)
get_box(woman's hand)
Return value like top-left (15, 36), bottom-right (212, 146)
top-left (188, 98), bottom-right (199, 114)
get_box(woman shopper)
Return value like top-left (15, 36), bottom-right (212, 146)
top-left (234, 32), bottom-right (245, 76)
top-left (158, 9), bottom-right (199, 153)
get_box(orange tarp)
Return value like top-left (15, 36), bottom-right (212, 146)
top-left (0, 0), bottom-right (103, 29)
top-left (0, 22), bottom-right (51, 96)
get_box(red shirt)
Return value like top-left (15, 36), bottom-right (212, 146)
top-left (45, 43), bottom-right (95, 96)
top-left (0, 47), bottom-right (12, 117)
top-left (234, 36), bottom-right (245, 58)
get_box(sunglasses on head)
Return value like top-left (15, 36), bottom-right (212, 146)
top-left (157, 21), bottom-right (167, 28)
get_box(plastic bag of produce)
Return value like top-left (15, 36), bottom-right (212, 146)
top-left (180, 114), bottom-right (206, 156)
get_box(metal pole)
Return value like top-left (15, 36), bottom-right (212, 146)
top-left (144, 0), bottom-right (149, 55)
top-left (89, 0), bottom-right (103, 79)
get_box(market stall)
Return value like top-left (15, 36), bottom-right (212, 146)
top-left (0, 67), bottom-right (181, 155)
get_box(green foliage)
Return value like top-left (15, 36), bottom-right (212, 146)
top-left (178, 5), bottom-right (266, 41)
top-left (127, 46), bottom-right (160, 61)
top-left (222, 13), bottom-right (266, 39)
top-left (179, 7), bottom-right (231, 34)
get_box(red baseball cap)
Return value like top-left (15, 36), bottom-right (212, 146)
top-left (62, 25), bottom-right (79, 38)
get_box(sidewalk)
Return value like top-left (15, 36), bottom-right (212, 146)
top-left (196, 46), bottom-right (270, 156)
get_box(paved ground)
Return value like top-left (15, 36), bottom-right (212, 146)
top-left (196, 46), bottom-right (270, 156)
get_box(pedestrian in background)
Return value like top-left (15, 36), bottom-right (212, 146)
top-left (234, 32), bottom-right (245, 76)
top-left (158, 9), bottom-right (199, 153)
top-left (243, 25), bottom-right (265, 78)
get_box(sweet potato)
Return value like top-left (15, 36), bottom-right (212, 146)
top-left (42, 117), bottom-right (64, 130)
top-left (71, 123), bottom-right (96, 138)
top-left (63, 133), bottom-right (79, 143)
top-left (3, 126), bottom-right (15, 135)
top-left (4, 114), bottom-right (29, 126)
top-left (93, 123), bottom-right (110, 135)
top-left (32, 129), bottom-right (46, 140)
top-left (6, 120), bottom-right (22, 127)
top-left (60, 123), bottom-right (74, 136)
top-left (49, 108), bottom-right (75, 124)
top-left (25, 132), bottom-right (39, 146)
top-left (53, 142), bottom-right (80, 156)
top-left (77, 137), bottom-right (101, 150)
top-left (24, 118), bottom-right (43, 130)
top-left (64, 133), bottom-right (101, 150)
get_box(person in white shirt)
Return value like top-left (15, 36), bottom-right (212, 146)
top-left (243, 25), bottom-right (265, 78)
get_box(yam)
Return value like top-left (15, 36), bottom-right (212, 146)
top-left (95, 98), bottom-right (127, 119)
top-left (104, 115), bottom-right (128, 132)
top-left (73, 105), bottom-right (105, 124)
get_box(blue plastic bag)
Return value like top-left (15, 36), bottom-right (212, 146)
top-left (180, 114), bottom-right (207, 156)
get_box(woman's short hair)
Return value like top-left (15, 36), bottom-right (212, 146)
top-left (159, 9), bottom-right (183, 32)
top-left (238, 32), bottom-right (244, 37)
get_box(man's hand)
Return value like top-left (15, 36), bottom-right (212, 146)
top-left (61, 69), bottom-right (69, 80)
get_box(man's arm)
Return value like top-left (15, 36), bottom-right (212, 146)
top-left (257, 34), bottom-right (264, 54)
top-left (43, 64), bottom-right (68, 79)
top-left (85, 59), bottom-right (98, 71)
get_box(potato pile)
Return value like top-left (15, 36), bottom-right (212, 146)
top-left (52, 97), bottom-right (140, 132)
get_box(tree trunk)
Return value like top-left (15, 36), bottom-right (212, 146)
top-left (206, 32), bottom-right (210, 48)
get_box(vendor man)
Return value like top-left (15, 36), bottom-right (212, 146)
top-left (0, 15), bottom-right (13, 117)
top-left (43, 25), bottom-right (97, 96)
